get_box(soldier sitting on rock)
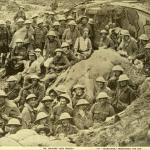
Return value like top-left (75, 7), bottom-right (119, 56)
top-left (55, 112), bottom-right (78, 138)
top-left (90, 92), bottom-right (115, 124)
top-left (112, 74), bottom-right (137, 113)
top-left (19, 75), bottom-right (45, 108)
top-left (74, 99), bottom-right (93, 130)
top-left (71, 84), bottom-right (89, 108)
top-left (43, 48), bottom-right (70, 88)
top-left (61, 42), bottom-right (78, 65)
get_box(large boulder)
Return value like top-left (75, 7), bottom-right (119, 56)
top-left (47, 48), bottom-right (145, 102)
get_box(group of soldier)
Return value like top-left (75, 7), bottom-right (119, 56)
top-left (0, 5), bottom-right (149, 139)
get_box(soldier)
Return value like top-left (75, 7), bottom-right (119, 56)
top-left (21, 52), bottom-right (41, 84)
top-left (62, 20), bottom-right (80, 49)
top-left (74, 28), bottom-right (92, 60)
top-left (108, 65), bottom-right (124, 91)
top-left (58, 16), bottom-right (67, 39)
top-left (21, 94), bottom-right (37, 129)
top-left (61, 42), bottom-right (78, 65)
top-left (14, 6), bottom-right (26, 22)
top-left (0, 90), bottom-right (20, 129)
top-left (95, 76), bottom-right (113, 98)
top-left (5, 20), bottom-right (13, 43)
top-left (0, 20), bottom-right (9, 67)
top-left (53, 94), bottom-right (73, 122)
top-left (78, 16), bottom-right (92, 38)
top-left (51, 21), bottom-right (61, 39)
top-left (43, 31), bottom-right (61, 59)
top-left (34, 20), bottom-right (48, 50)
top-left (112, 74), bottom-right (137, 113)
top-left (66, 16), bottom-right (74, 24)
top-left (74, 99), bottom-right (92, 130)
top-left (34, 48), bottom-right (44, 65)
top-left (135, 43), bottom-right (150, 74)
top-left (137, 34), bottom-right (149, 54)
top-left (118, 30), bottom-right (138, 56)
top-left (35, 124), bottom-right (50, 136)
top-left (71, 84), bottom-right (89, 108)
top-left (31, 14), bottom-right (38, 29)
top-left (90, 92), bottom-right (115, 124)
top-left (42, 48), bottom-right (70, 87)
top-left (33, 112), bottom-right (51, 134)
top-left (6, 118), bottom-right (22, 135)
top-left (24, 20), bottom-right (34, 51)
top-left (12, 39), bottom-right (27, 59)
top-left (55, 112), bottom-right (78, 137)
top-left (44, 11), bottom-right (53, 30)
top-left (14, 18), bottom-right (24, 32)
top-left (4, 76), bottom-right (21, 101)
top-left (99, 29), bottom-right (115, 49)
top-left (20, 74), bottom-right (45, 107)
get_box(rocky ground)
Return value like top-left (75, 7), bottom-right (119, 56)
top-left (0, 0), bottom-right (149, 147)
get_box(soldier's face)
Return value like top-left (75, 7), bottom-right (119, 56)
top-left (119, 81), bottom-right (128, 87)
top-left (75, 88), bottom-right (84, 96)
top-left (101, 33), bottom-right (107, 38)
top-left (0, 97), bottom-right (5, 106)
top-left (28, 98), bottom-right (36, 107)
top-left (32, 79), bottom-right (38, 86)
top-left (39, 130), bottom-right (47, 136)
top-left (39, 118), bottom-right (47, 125)
top-left (61, 119), bottom-right (70, 126)
top-left (114, 71), bottom-right (122, 77)
top-left (124, 35), bottom-right (130, 41)
top-left (16, 42), bottom-right (23, 47)
top-left (8, 81), bottom-right (16, 87)
top-left (8, 125), bottom-right (19, 134)
top-left (49, 91), bottom-right (57, 99)
top-left (60, 20), bottom-right (66, 25)
top-left (69, 25), bottom-right (75, 31)
top-left (17, 22), bottom-right (24, 27)
top-left (29, 55), bottom-right (35, 61)
top-left (82, 18), bottom-right (88, 24)
top-left (96, 82), bottom-right (105, 88)
top-left (56, 52), bottom-right (62, 57)
top-left (79, 105), bottom-right (87, 110)
top-left (25, 24), bottom-right (31, 29)
top-left (35, 51), bottom-right (41, 57)
top-left (44, 101), bottom-right (52, 107)
top-left (60, 98), bottom-right (67, 106)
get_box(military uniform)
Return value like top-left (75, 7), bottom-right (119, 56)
top-left (44, 38), bottom-right (61, 58)
top-left (21, 103), bottom-right (36, 129)
top-left (34, 26), bottom-right (48, 49)
top-left (4, 84), bottom-right (21, 100)
top-left (90, 102), bottom-right (115, 123)
top-left (74, 110), bottom-right (92, 129)
top-left (113, 86), bottom-right (137, 113)
top-left (21, 83), bottom-right (45, 106)
top-left (14, 11), bottom-right (26, 22)
top-left (53, 105), bottom-right (73, 122)
top-left (55, 124), bottom-right (78, 136)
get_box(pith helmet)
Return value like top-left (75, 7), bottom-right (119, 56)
top-left (59, 94), bottom-right (71, 104)
top-left (26, 94), bottom-right (36, 101)
top-left (16, 38), bottom-right (24, 43)
top-left (73, 84), bottom-right (85, 90)
top-left (47, 30), bottom-right (57, 37)
top-left (0, 20), bottom-right (5, 25)
top-left (24, 20), bottom-right (32, 24)
top-left (139, 34), bottom-right (149, 41)
top-left (96, 92), bottom-right (109, 100)
top-left (118, 74), bottom-right (129, 82)
top-left (6, 76), bottom-right (17, 82)
top-left (96, 76), bottom-right (106, 83)
top-left (112, 65), bottom-right (124, 72)
top-left (35, 112), bottom-right (49, 122)
top-left (30, 74), bottom-right (40, 80)
top-left (16, 18), bottom-right (24, 23)
top-left (7, 118), bottom-right (21, 126)
top-left (41, 96), bottom-right (54, 102)
top-left (121, 30), bottom-right (130, 36)
top-left (59, 112), bottom-right (72, 121)
top-left (76, 99), bottom-right (89, 106)
top-left (53, 21), bottom-right (60, 26)
top-left (68, 20), bottom-right (77, 26)
top-left (145, 43), bottom-right (150, 49)
top-left (61, 42), bottom-right (69, 48)
top-left (0, 90), bottom-right (7, 97)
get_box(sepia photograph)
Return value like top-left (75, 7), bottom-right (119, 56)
top-left (0, 0), bottom-right (149, 148)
